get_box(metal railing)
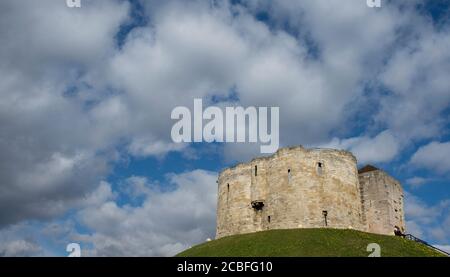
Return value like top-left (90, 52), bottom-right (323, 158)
top-left (405, 234), bottom-right (450, 256)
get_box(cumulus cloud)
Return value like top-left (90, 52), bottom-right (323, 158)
top-left (76, 170), bottom-right (217, 256)
top-left (0, 0), bottom-right (449, 256)
top-left (0, 223), bottom-right (46, 257)
top-left (410, 141), bottom-right (450, 174)
top-left (0, 240), bottom-right (43, 257)
top-left (320, 130), bottom-right (400, 164)
top-left (405, 192), bottom-right (442, 224)
top-left (0, 0), bottom-right (130, 226)
top-left (405, 177), bottom-right (429, 188)
top-left (405, 191), bottom-right (450, 243)
top-left (378, 30), bottom-right (450, 142)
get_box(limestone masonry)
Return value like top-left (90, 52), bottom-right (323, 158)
top-left (216, 146), bottom-right (405, 238)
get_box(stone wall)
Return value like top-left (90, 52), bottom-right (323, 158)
top-left (359, 168), bottom-right (405, 235)
top-left (216, 146), bottom-right (366, 238)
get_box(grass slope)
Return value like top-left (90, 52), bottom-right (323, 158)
top-left (177, 228), bottom-right (446, 257)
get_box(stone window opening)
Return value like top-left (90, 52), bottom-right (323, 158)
top-left (255, 165), bottom-right (257, 176)
top-left (317, 162), bottom-right (324, 175)
top-left (227, 183), bottom-right (230, 203)
top-left (267, 216), bottom-right (271, 223)
top-left (251, 200), bottom-right (264, 211)
top-left (322, 210), bottom-right (328, 227)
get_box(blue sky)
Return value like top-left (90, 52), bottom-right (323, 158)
top-left (0, 0), bottom-right (449, 256)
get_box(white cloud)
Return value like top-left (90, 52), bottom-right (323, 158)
top-left (430, 227), bottom-right (448, 242)
top-left (0, 239), bottom-right (43, 257)
top-left (405, 191), bottom-right (450, 243)
top-left (0, 0), bottom-right (129, 72)
top-left (406, 220), bottom-right (424, 238)
top-left (405, 192), bottom-right (441, 224)
top-left (105, 0), bottom-right (404, 161)
top-left (410, 141), bottom-right (450, 174)
top-left (377, 30), bottom-right (450, 142)
top-left (406, 177), bottom-right (429, 188)
top-left (0, 0), bottom-right (130, 226)
top-left (0, 0), bottom-right (449, 256)
top-left (128, 138), bottom-right (186, 158)
top-left (320, 130), bottom-right (400, 164)
top-left (77, 170), bottom-right (218, 256)
top-left (0, 223), bottom-right (46, 257)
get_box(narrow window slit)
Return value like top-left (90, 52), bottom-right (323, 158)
top-left (322, 210), bottom-right (328, 227)
top-left (317, 162), bottom-right (323, 175)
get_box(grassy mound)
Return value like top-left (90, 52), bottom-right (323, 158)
top-left (177, 228), bottom-right (446, 257)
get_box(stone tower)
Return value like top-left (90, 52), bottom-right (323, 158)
top-left (216, 146), bottom-right (366, 239)
top-left (215, 146), bottom-right (405, 239)
top-left (359, 165), bottom-right (405, 235)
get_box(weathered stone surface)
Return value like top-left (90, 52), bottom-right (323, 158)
top-left (216, 146), bottom-right (405, 238)
top-left (359, 168), bottom-right (405, 235)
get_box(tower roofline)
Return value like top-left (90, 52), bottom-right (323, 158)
top-left (220, 145), bottom-right (356, 176)
top-left (358, 165), bottom-right (379, 174)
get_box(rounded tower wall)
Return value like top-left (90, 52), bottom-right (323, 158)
top-left (216, 146), bottom-right (365, 239)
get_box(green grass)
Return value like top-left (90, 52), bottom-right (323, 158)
top-left (177, 228), bottom-right (446, 257)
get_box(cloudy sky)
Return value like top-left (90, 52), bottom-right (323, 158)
top-left (0, 0), bottom-right (449, 256)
